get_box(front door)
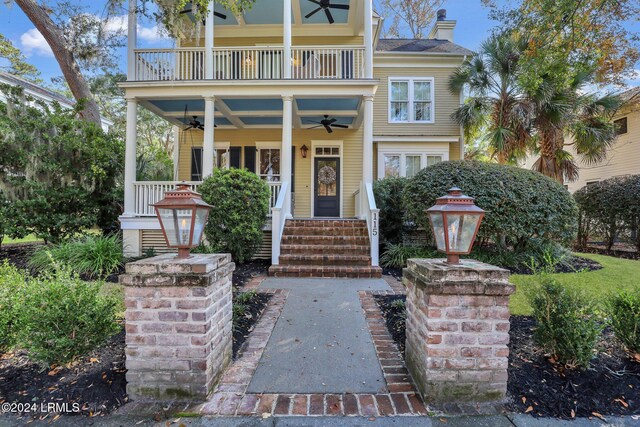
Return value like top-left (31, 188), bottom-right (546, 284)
top-left (314, 158), bottom-right (340, 217)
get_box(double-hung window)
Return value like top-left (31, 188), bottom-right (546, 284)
top-left (389, 77), bottom-right (434, 123)
top-left (378, 148), bottom-right (447, 180)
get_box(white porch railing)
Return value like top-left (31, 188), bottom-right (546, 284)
top-left (132, 46), bottom-right (365, 81)
top-left (291, 46), bottom-right (365, 79)
top-left (271, 181), bottom-right (291, 265)
top-left (133, 180), bottom-right (282, 216)
top-left (362, 182), bottom-right (380, 266)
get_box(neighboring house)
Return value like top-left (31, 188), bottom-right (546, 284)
top-left (0, 72), bottom-right (113, 132)
top-left (565, 87), bottom-right (640, 193)
top-left (119, 0), bottom-right (471, 277)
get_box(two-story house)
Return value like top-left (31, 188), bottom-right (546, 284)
top-left (119, 0), bottom-right (471, 277)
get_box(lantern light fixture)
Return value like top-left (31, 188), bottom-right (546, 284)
top-left (300, 144), bottom-right (309, 158)
top-left (152, 184), bottom-right (213, 259)
top-left (425, 187), bottom-right (485, 264)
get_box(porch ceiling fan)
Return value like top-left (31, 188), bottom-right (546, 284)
top-left (182, 105), bottom-right (215, 131)
top-left (180, 4), bottom-right (228, 23)
top-left (305, 0), bottom-right (349, 24)
top-left (305, 115), bottom-right (349, 133)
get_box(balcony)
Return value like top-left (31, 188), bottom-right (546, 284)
top-left (133, 46), bottom-right (365, 81)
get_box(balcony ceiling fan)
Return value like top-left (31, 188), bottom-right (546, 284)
top-left (305, 0), bottom-right (349, 24)
top-left (182, 105), bottom-right (215, 131)
top-left (180, 3), bottom-right (227, 23)
top-left (305, 115), bottom-right (349, 133)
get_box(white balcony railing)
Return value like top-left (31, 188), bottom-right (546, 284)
top-left (133, 181), bottom-right (282, 217)
top-left (133, 46), bottom-right (365, 81)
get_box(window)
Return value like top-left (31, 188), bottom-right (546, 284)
top-left (191, 148), bottom-right (203, 181)
top-left (389, 77), bottom-right (434, 123)
top-left (377, 148), bottom-right (445, 179)
top-left (405, 155), bottom-right (421, 178)
top-left (614, 117), bottom-right (628, 135)
top-left (258, 148), bottom-right (280, 182)
top-left (315, 146), bottom-right (340, 156)
top-left (384, 155), bottom-right (400, 177)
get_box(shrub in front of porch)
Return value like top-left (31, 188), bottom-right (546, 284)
top-left (199, 168), bottom-right (270, 264)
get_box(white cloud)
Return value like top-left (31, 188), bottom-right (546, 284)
top-left (138, 25), bottom-right (167, 43)
top-left (102, 14), bottom-right (168, 43)
top-left (625, 69), bottom-right (640, 86)
top-left (103, 15), bottom-right (128, 34)
top-left (20, 28), bottom-right (53, 57)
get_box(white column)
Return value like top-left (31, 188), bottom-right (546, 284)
top-left (364, 0), bottom-right (373, 79)
top-left (205, 1), bottom-right (215, 79)
top-left (362, 96), bottom-right (374, 183)
top-left (123, 98), bottom-right (138, 215)
top-left (202, 97), bottom-right (216, 178)
top-left (127, 0), bottom-right (137, 80)
top-left (283, 0), bottom-right (292, 79)
top-left (281, 95), bottom-right (293, 215)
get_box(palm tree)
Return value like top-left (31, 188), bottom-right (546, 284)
top-left (449, 33), bottom-right (532, 164)
top-left (528, 71), bottom-right (621, 182)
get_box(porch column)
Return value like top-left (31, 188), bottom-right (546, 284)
top-left (127, 0), bottom-right (137, 80)
top-left (283, 0), bottom-right (292, 79)
top-left (123, 98), bottom-right (137, 215)
top-left (364, 0), bottom-right (373, 78)
top-left (205, 0), bottom-right (215, 79)
top-left (202, 96), bottom-right (216, 178)
top-left (281, 95), bottom-right (293, 214)
top-left (362, 95), bottom-right (374, 184)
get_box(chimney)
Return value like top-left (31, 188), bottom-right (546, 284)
top-left (428, 9), bottom-right (456, 42)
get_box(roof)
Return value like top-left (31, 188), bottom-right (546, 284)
top-left (376, 38), bottom-right (473, 55)
top-left (0, 72), bottom-right (74, 106)
top-left (619, 86), bottom-right (640, 104)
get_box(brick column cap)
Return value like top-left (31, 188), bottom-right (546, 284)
top-left (404, 258), bottom-right (514, 296)
top-left (124, 253), bottom-right (232, 275)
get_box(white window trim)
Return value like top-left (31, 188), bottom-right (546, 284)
top-left (377, 145), bottom-right (449, 180)
top-left (310, 140), bottom-right (344, 218)
top-left (388, 76), bottom-right (435, 124)
top-left (214, 141), bottom-right (231, 170)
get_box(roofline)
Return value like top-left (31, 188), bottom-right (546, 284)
top-left (374, 51), bottom-right (470, 57)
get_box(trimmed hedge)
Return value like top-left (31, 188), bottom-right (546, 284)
top-left (199, 168), bottom-right (271, 263)
top-left (373, 177), bottom-right (410, 245)
top-left (403, 161), bottom-right (578, 250)
top-left (574, 175), bottom-right (640, 251)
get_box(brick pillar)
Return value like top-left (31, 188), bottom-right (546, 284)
top-left (120, 253), bottom-right (234, 400)
top-left (404, 259), bottom-right (514, 403)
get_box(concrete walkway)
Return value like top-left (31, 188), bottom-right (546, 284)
top-left (246, 278), bottom-right (391, 394)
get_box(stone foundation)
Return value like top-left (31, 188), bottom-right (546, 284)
top-left (120, 253), bottom-right (234, 400)
top-left (404, 259), bottom-right (514, 403)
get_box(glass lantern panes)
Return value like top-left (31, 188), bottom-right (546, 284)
top-left (446, 213), bottom-right (481, 253)
top-left (429, 213), bottom-right (446, 251)
top-left (192, 208), bottom-right (209, 245)
top-left (157, 208), bottom-right (193, 246)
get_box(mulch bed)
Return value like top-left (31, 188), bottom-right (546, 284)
top-left (232, 259), bottom-right (270, 288)
top-left (0, 242), bottom-right (41, 272)
top-left (374, 295), bottom-right (640, 419)
top-left (232, 292), bottom-right (272, 358)
top-left (0, 329), bottom-right (127, 420)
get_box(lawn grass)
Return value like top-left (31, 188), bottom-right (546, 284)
top-left (509, 253), bottom-right (640, 316)
top-left (3, 234), bottom-right (43, 244)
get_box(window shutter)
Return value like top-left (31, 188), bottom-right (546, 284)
top-left (191, 147), bottom-right (203, 181)
top-left (244, 146), bottom-right (256, 172)
top-left (230, 147), bottom-right (241, 169)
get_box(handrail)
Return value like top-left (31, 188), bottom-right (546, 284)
top-left (363, 182), bottom-right (380, 266)
top-left (271, 180), bottom-right (290, 265)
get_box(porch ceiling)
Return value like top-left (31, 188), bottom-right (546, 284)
top-left (141, 96), bottom-right (363, 130)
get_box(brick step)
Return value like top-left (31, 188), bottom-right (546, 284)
top-left (268, 265), bottom-right (382, 278)
top-left (283, 226), bottom-right (368, 237)
top-left (281, 235), bottom-right (370, 245)
top-left (280, 244), bottom-right (371, 256)
top-left (286, 219), bottom-right (367, 228)
top-left (279, 254), bottom-right (372, 266)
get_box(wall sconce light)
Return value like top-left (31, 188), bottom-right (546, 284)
top-left (300, 145), bottom-right (309, 158)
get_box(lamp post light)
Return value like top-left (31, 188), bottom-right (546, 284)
top-left (152, 184), bottom-right (213, 259)
top-left (425, 187), bottom-right (485, 264)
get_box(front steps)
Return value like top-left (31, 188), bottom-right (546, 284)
top-left (268, 219), bottom-right (382, 278)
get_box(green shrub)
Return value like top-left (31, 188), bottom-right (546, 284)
top-left (608, 290), bottom-right (640, 356)
top-left (373, 177), bottom-right (410, 244)
top-left (199, 169), bottom-right (270, 264)
top-left (17, 268), bottom-right (120, 365)
top-left (403, 161), bottom-right (578, 251)
top-left (528, 276), bottom-right (602, 368)
top-left (574, 175), bottom-right (640, 251)
top-left (379, 243), bottom-right (439, 268)
top-left (0, 261), bottom-right (27, 353)
top-left (30, 233), bottom-right (123, 279)
top-left (0, 191), bottom-right (9, 249)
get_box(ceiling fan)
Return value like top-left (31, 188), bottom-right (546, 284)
top-left (180, 3), bottom-right (228, 23)
top-left (182, 105), bottom-right (215, 131)
top-left (305, 115), bottom-right (349, 133)
top-left (305, 0), bottom-right (349, 24)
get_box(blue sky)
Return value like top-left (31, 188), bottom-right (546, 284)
top-left (1, 0), bottom-right (637, 87)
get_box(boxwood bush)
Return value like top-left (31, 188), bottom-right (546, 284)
top-left (403, 161), bottom-right (578, 251)
top-left (608, 290), bottom-right (640, 356)
top-left (199, 168), bottom-right (271, 263)
top-left (574, 175), bottom-right (640, 251)
top-left (373, 177), bottom-right (410, 245)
